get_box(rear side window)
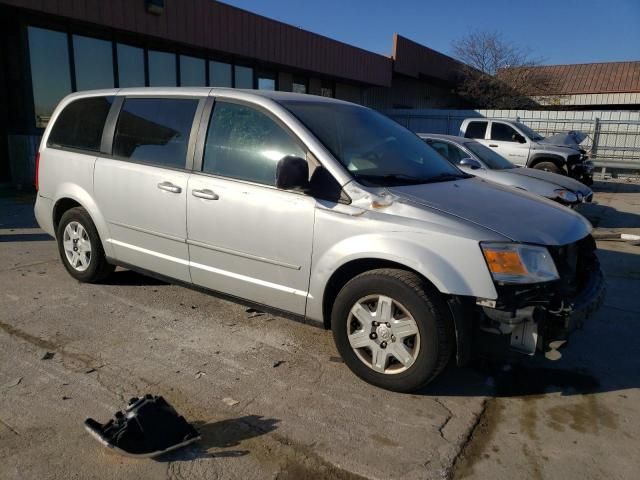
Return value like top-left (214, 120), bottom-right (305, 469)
top-left (464, 121), bottom-right (487, 139)
top-left (202, 101), bottom-right (305, 186)
top-left (47, 96), bottom-right (113, 152)
top-left (113, 98), bottom-right (199, 169)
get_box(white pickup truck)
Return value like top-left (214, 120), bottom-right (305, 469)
top-left (459, 118), bottom-right (594, 185)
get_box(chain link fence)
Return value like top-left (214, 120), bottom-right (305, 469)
top-left (387, 109), bottom-right (640, 172)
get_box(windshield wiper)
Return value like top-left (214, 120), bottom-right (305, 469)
top-left (356, 173), bottom-right (429, 185)
top-left (423, 172), bottom-right (471, 183)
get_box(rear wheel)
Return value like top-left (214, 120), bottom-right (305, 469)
top-left (331, 268), bottom-right (453, 392)
top-left (533, 161), bottom-right (563, 174)
top-left (56, 207), bottom-right (114, 283)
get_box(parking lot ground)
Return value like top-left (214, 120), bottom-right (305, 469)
top-left (1, 179), bottom-right (639, 480)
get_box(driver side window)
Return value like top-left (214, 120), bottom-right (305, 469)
top-left (491, 123), bottom-right (519, 142)
top-left (202, 101), bottom-right (306, 186)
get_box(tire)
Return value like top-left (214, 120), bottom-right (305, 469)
top-left (533, 161), bottom-right (563, 175)
top-left (56, 207), bottom-right (115, 283)
top-left (331, 268), bottom-right (454, 393)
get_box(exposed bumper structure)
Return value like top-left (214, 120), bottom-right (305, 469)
top-left (452, 234), bottom-right (604, 361)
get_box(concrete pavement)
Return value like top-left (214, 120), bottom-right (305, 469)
top-left (1, 180), bottom-right (639, 480)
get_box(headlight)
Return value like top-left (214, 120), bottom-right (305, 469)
top-left (554, 189), bottom-right (578, 203)
top-left (480, 243), bottom-right (559, 284)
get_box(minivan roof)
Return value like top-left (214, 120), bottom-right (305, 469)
top-left (64, 87), bottom-right (356, 106)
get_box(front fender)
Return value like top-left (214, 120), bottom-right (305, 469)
top-left (53, 183), bottom-right (114, 259)
top-left (528, 152), bottom-right (566, 168)
top-left (306, 231), bottom-right (497, 323)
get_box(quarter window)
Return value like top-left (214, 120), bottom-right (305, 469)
top-left (491, 123), bottom-right (519, 142)
top-left (202, 102), bottom-right (305, 186)
top-left (47, 97), bottom-right (114, 152)
top-left (113, 98), bottom-right (199, 169)
top-left (463, 121), bottom-right (488, 139)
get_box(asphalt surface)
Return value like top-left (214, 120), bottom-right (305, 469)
top-left (1, 179), bottom-right (639, 480)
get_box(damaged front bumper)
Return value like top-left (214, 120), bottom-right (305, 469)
top-left (451, 235), bottom-right (605, 362)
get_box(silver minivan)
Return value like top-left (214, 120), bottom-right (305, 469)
top-left (34, 88), bottom-right (604, 392)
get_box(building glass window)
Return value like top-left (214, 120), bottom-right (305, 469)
top-left (73, 35), bottom-right (114, 91)
top-left (234, 65), bottom-right (253, 89)
top-left (180, 55), bottom-right (206, 86)
top-left (292, 77), bottom-right (307, 94)
top-left (320, 81), bottom-right (334, 98)
top-left (202, 102), bottom-right (305, 186)
top-left (113, 98), bottom-right (199, 169)
top-left (209, 61), bottom-right (232, 87)
top-left (117, 44), bottom-right (145, 87)
top-left (256, 71), bottom-right (276, 91)
top-left (148, 50), bottom-right (177, 87)
top-left (28, 27), bottom-right (72, 128)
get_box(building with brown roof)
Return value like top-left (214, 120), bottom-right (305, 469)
top-left (511, 61), bottom-right (640, 109)
top-left (0, 0), bottom-right (470, 186)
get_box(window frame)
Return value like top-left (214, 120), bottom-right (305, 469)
top-left (101, 94), bottom-right (206, 172)
top-left (191, 97), bottom-right (311, 191)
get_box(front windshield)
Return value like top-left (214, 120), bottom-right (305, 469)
top-left (464, 142), bottom-right (515, 170)
top-left (280, 101), bottom-right (468, 187)
top-left (515, 122), bottom-right (544, 141)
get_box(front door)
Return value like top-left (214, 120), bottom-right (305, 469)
top-left (186, 100), bottom-right (315, 315)
top-left (94, 96), bottom-right (202, 282)
top-left (487, 121), bottom-right (530, 166)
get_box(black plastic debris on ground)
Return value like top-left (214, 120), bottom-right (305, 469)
top-left (84, 394), bottom-right (200, 458)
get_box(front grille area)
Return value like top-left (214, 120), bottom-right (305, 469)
top-left (548, 234), bottom-right (598, 297)
top-left (567, 154), bottom-right (582, 166)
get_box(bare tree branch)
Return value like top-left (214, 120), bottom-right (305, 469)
top-left (451, 30), bottom-right (555, 108)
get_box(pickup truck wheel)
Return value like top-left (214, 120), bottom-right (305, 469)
top-left (533, 161), bottom-right (563, 174)
top-left (331, 268), bottom-right (453, 392)
top-left (56, 207), bottom-right (115, 283)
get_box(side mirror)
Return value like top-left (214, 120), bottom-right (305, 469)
top-left (514, 133), bottom-right (526, 144)
top-left (459, 158), bottom-right (482, 170)
top-left (276, 155), bottom-right (309, 191)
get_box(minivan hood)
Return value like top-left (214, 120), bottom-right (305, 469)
top-left (388, 177), bottom-right (591, 246)
top-left (504, 167), bottom-right (592, 194)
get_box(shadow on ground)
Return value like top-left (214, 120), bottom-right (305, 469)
top-left (158, 415), bottom-right (280, 462)
top-left (103, 269), bottom-right (169, 286)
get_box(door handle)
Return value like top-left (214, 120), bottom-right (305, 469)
top-left (489, 144), bottom-right (498, 147)
top-left (157, 181), bottom-right (182, 193)
top-left (192, 188), bottom-right (219, 200)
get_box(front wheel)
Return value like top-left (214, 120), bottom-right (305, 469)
top-left (331, 269), bottom-right (454, 392)
top-left (533, 161), bottom-right (563, 174)
top-left (56, 207), bottom-right (115, 283)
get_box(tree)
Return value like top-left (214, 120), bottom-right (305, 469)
top-left (451, 31), bottom-right (556, 108)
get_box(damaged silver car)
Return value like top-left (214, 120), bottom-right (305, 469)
top-left (35, 89), bottom-right (605, 392)
top-left (420, 133), bottom-right (593, 207)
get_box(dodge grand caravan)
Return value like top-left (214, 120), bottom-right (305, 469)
top-left (34, 88), bottom-right (605, 392)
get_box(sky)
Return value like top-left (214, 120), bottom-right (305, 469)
top-left (222, 0), bottom-right (640, 65)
